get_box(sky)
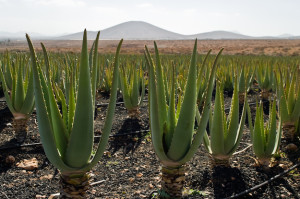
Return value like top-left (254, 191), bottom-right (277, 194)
top-left (1, 0), bottom-right (300, 37)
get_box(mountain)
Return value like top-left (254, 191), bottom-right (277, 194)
top-left (2, 21), bottom-right (300, 40)
top-left (0, 31), bottom-right (49, 40)
top-left (188, 31), bottom-right (253, 40)
top-left (58, 21), bottom-right (185, 40)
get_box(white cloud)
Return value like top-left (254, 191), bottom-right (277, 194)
top-left (0, 0), bottom-right (8, 4)
top-left (136, 3), bottom-right (152, 8)
top-left (24, 0), bottom-right (85, 7)
top-left (209, 12), bottom-right (225, 17)
top-left (183, 9), bottom-right (197, 16)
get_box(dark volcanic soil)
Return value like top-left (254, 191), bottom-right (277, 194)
top-left (0, 92), bottom-right (299, 199)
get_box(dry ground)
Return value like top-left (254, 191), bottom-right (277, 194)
top-left (1, 39), bottom-right (300, 56)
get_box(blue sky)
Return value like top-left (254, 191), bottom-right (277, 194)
top-left (1, 0), bottom-right (300, 36)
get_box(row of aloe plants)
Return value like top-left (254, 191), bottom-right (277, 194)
top-left (0, 31), bottom-right (299, 198)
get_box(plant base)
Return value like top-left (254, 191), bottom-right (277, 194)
top-left (13, 118), bottom-right (28, 143)
top-left (210, 156), bottom-right (230, 167)
top-left (238, 93), bottom-right (245, 105)
top-left (282, 122), bottom-right (296, 140)
top-left (260, 90), bottom-right (270, 101)
top-left (161, 165), bottom-right (186, 199)
top-left (257, 157), bottom-right (271, 171)
top-left (128, 107), bottom-right (140, 118)
top-left (60, 173), bottom-right (91, 199)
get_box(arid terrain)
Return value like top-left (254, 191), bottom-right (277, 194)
top-left (1, 39), bottom-right (300, 56)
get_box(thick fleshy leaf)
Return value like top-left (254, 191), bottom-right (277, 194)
top-left (26, 34), bottom-right (74, 173)
top-left (226, 94), bottom-right (247, 156)
top-left (91, 32), bottom-right (100, 109)
top-left (86, 39), bottom-right (123, 171)
top-left (224, 77), bottom-right (240, 153)
top-left (210, 83), bottom-right (225, 156)
top-left (252, 103), bottom-right (265, 157)
top-left (166, 65), bottom-right (176, 149)
top-left (41, 43), bottom-right (51, 82)
top-left (154, 42), bottom-right (168, 128)
top-left (145, 46), bottom-right (173, 166)
top-left (131, 66), bottom-right (139, 107)
top-left (19, 70), bottom-right (35, 115)
top-left (265, 100), bottom-right (281, 155)
top-left (167, 40), bottom-right (198, 161)
top-left (119, 68), bottom-right (133, 110)
top-left (0, 64), bottom-right (16, 114)
top-left (65, 30), bottom-right (94, 168)
top-left (178, 48), bottom-right (223, 165)
top-left (13, 63), bottom-right (25, 112)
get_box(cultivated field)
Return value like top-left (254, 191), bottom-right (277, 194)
top-left (0, 36), bottom-right (299, 198)
top-left (1, 39), bottom-right (300, 56)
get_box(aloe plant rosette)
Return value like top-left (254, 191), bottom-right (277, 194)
top-left (26, 30), bottom-right (122, 198)
top-left (276, 69), bottom-right (300, 140)
top-left (0, 55), bottom-right (35, 142)
top-left (247, 100), bottom-right (282, 167)
top-left (119, 63), bottom-right (145, 117)
top-left (145, 40), bottom-right (223, 198)
top-left (203, 77), bottom-right (247, 167)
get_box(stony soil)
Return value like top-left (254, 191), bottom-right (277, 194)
top-left (0, 91), bottom-right (299, 199)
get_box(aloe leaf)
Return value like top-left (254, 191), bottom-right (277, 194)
top-left (91, 32), bottom-right (100, 109)
top-left (291, 86), bottom-right (300, 121)
top-left (253, 103), bottom-right (265, 157)
top-left (197, 50), bottom-right (211, 92)
top-left (131, 66), bottom-right (139, 107)
top-left (287, 74), bottom-right (295, 115)
top-left (265, 100), bottom-right (280, 155)
top-left (138, 65), bottom-right (145, 106)
top-left (67, 74), bottom-right (76, 135)
top-left (86, 39), bottom-right (124, 171)
top-left (13, 63), bottom-right (25, 112)
top-left (120, 67), bottom-right (133, 110)
top-left (276, 70), bottom-right (290, 122)
top-left (178, 48), bottom-right (223, 165)
top-left (197, 108), bottom-right (212, 153)
top-left (4, 53), bottom-right (13, 90)
top-left (26, 34), bottom-right (74, 172)
top-left (154, 42), bottom-right (168, 126)
top-left (167, 40), bottom-right (198, 161)
top-left (197, 50), bottom-right (211, 105)
top-left (65, 30), bottom-right (94, 168)
top-left (41, 43), bottom-right (51, 82)
top-left (210, 83), bottom-right (225, 156)
top-left (145, 46), bottom-right (172, 165)
top-left (225, 77), bottom-right (240, 153)
top-left (55, 85), bottom-right (68, 131)
top-left (166, 65), bottom-right (176, 149)
top-left (239, 66), bottom-right (246, 93)
top-left (0, 64), bottom-right (16, 114)
top-left (47, 81), bottom-right (68, 157)
top-left (19, 70), bottom-right (34, 115)
top-left (227, 94), bottom-right (247, 156)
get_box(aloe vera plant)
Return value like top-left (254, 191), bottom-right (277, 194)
top-left (237, 65), bottom-right (254, 104)
top-left (145, 40), bottom-right (223, 198)
top-left (256, 65), bottom-right (274, 100)
top-left (276, 69), bottom-right (300, 140)
top-left (196, 50), bottom-right (211, 107)
top-left (0, 54), bottom-right (35, 142)
top-left (247, 100), bottom-right (282, 167)
top-left (203, 77), bottom-right (247, 166)
top-left (119, 63), bottom-right (145, 117)
top-left (26, 30), bottom-right (122, 198)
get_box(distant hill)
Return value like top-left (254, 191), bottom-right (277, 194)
top-left (0, 31), bottom-right (49, 40)
top-left (1, 21), bottom-right (300, 40)
top-left (57, 21), bottom-right (185, 40)
top-left (188, 31), bottom-right (253, 40)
